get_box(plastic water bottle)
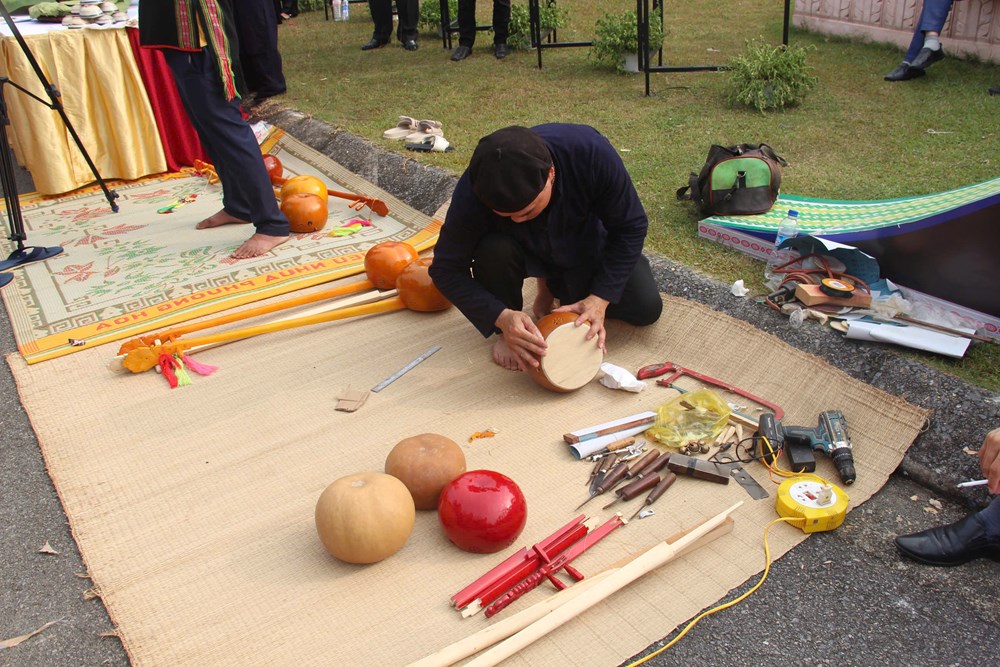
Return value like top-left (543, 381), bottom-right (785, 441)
top-left (341, 0), bottom-right (349, 20)
top-left (766, 209), bottom-right (800, 284)
top-left (333, 0), bottom-right (342, 20)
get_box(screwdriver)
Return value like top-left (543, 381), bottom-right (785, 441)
top-left (622, 449), bottom-right (661, 481)
top-left (601, 469), bottom-right (663, 510)
top-left (602, 453), bottom-right (669, 510)
top-left (576, 460), bottom-right (629, 510)
top-left (627, 472), bottom-right (678, 521)
top-left (589, 454), bottom-right (617, 492)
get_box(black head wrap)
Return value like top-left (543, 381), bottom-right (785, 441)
top-left (468, 126), bottom-right (553, 213)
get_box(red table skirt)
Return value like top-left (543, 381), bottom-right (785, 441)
top-left (126, 27), bottom-right (208, 172)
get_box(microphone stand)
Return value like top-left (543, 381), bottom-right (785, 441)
top-left (0, 5), bottom-right (119, 288)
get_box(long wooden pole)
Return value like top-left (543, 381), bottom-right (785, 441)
top-left (116, 279), bottom-right (377, 354)
top-left (464, 502), bottom-right (742, 667)
top-left (407, 513), bottom-right (737, 667)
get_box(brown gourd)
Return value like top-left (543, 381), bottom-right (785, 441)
top-left (385, 433), bottom-right (467, 510)
top-left (314, 472), bottom-right (415, 564)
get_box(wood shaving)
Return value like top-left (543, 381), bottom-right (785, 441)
top-left (38, 542), bottom-right (59, 555)
top-left (963, 447), bottom-right (979, 456)
top-left (909, 495), bottom-right (920, 501)
top-left (1, 621), bottom-right (57, 649)
top-left (469, 429), bottom-right (498, 443)
top-left (923, 506), bottom-right (939, 514)
top-left (928, 498), bottom-right (943, 509)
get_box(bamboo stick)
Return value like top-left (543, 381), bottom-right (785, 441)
top-left (116, 278), bottom-right (376, 354)
top-left (464, 503), bottom-right (743, 667)
top-left (407, 515), bottom-right (737, 667)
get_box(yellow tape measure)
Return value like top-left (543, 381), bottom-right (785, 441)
top-left (775, 477), bottom-right (849, 533)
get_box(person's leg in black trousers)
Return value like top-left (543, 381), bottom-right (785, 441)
top-left (163, 49), bottom-right (289, 259)
top-left (395, 0), bottom-right (420, 48)
top-left (363, 0), bottom-right (393, 49)
top-left (471, 232), bottom-right (662, 326)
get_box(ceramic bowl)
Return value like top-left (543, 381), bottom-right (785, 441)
top-left (100, 1), bottom-right (117, 12)
top-left (79, 4), bottom-right (102, 18)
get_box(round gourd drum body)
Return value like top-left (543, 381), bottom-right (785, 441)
top-left (529, 312), bottom-right (604, 393)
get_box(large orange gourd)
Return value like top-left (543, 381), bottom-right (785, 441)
top-left (397, 257), bottom-right (451, 312)
top-left (364, 241), bottom-right (420, 290)
top-left (280, 174), bottom-right (328, 201)
top-left (385, 434), bottom-right (467, 510)
top-left (281, 193), bottom-right (329, 233)
top-left (314, 472), bottom-right (415, 564)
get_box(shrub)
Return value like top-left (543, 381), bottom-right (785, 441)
top-left (589, 9), bottom-right (663, 73)
top-left (419, 0), bottom-right (459, 33)
top-left (507, 1), bottom-right (567, 51)
top-left (725, 39), bottom-right (819, 112)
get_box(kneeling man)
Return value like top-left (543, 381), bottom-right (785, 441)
top-left (429, 124), bottom-right (662, 371)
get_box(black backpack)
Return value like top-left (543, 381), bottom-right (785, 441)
top-left (677, 143), bottom-right (788, 216)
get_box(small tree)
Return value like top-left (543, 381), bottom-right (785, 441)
top-left (726, 40), bottom-right (818, 112)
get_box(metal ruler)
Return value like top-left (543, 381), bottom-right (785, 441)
top-left (371, 345), bottom-right (442, 393)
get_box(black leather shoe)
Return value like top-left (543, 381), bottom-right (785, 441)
top-left (884, 63), bottom-right (926, 82)
top-left (494, 43), bottom-right (510, 59)
top-left (910, 47), bottom-right (944, 70)
top-left (403, 39), bottom-right (418, 51)
top-left (361, 38), bottom-right (389, 51)
top-left (895, 513), bottom-right (1000, 566)
top-left (450, 45), bottom-right (472, 61)
top-left (989, 84), bottom-right (1000, 96)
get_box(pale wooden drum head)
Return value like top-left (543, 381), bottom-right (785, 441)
top-left (530, 313), bottom-right (604, 393)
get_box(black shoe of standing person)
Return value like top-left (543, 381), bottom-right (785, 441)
top-left (884, 63), bottom-right (926, 82)
top-left (450, 45), bottom-right (472, 61)
top-left (361, 37), bottom-right (389, 51)
top-left (990, 85), bottom-right (1000, 96)
top-left (910, 47), bottom-right (945, 70)
top-left (494, 43), bottom-right (510, 59)
top-left (895, 513), bottom-right (1000, 566)
top-left (403, 39), bottom-right (418, 51)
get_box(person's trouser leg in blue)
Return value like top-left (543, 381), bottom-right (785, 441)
top-left (163, 49), bottom-right (288, 238)
top-left (903, 0), bottom-right (954, 63)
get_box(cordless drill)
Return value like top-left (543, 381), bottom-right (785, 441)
top-left (755, 410), bottom-right (856, 485)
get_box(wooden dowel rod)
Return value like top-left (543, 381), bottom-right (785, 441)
top-left (407, 514), bottom-right (736, 667)
top-left (464, 503), bottom-right (742, 667)
top-left (185, 289), bottom-right (397, 356)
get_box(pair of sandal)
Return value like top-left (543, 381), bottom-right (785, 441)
top-left (384, 116), bottom-right (454, 152)
top-left (383, 116), bottom-right (443, 142)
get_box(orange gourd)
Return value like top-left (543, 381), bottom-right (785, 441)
top-left (385, 434), bottom-right (467, 510)
top-left (315, 472), bottom-right (416, 564)
top-left (281, 193), bottom-right (329, 233)
top-left (280, 174), bottom-right (328, 201)
top-left (396, 257), bottom-right (451, 312)
top-left (364, 241), bottom-right (420, 290)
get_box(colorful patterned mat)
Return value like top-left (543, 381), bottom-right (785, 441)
top-left (0, 129), bottom-right (440, 364)
top-left (701, 176), bottom-right (1000, 236)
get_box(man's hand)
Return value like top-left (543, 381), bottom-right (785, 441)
top-left (495, 308), bottom-right (547, 371)
top-left (553, 294), bottom-right (610, 352)
top-left (979, 427), bottom-right (1000, 494)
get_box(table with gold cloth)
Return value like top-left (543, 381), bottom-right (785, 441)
top-left (0, 21), bottom-right (206, 195)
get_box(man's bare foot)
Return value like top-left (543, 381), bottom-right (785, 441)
top-left (230, 233), bottom-right (289, 259)
top-left (532, 277), bottom-right (555, 320)
top-left (492, 337), bottom-right (522, 371)
top-left (197, 209), bottom-right (251, 229)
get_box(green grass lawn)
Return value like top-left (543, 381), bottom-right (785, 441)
top-left (274, 2), bottom-right (999, 392)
